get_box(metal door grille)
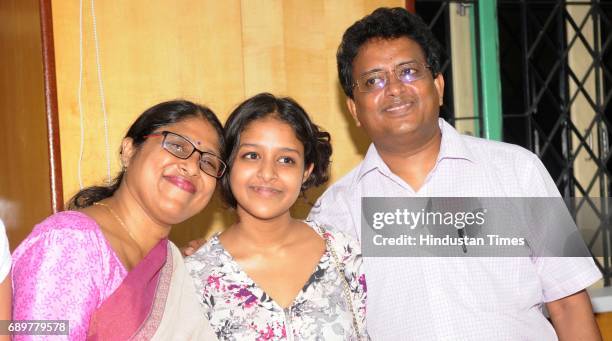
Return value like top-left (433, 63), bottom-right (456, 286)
top-left (417, 1), bottom-right (471, 126)
top-left (418, 0), bottom-right (612, 284)
top-left (498, 0), bottom-right (612, 284)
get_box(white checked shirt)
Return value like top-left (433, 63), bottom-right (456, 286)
top-left (308, 119), bottom-right (601, 340)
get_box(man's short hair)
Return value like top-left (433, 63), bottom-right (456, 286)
top-left (337, 7), bottom-right (445, 99)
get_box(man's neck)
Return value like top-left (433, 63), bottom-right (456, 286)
top-left (375, 127), bottom-right (442, 192)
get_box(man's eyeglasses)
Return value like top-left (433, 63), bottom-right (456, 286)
top-left (144, 131), bottom-right (227, 178)
top-left (353, 62), bottom-right (432, 93)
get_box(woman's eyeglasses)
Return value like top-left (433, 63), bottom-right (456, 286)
top-left (144, 131), bottom-right (227, 178)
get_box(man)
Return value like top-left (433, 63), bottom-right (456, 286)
top-left (308, 7), bottom-right (602, 340)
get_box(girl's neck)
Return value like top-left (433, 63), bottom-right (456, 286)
top-left (229, 208), bottom-right (298, 249)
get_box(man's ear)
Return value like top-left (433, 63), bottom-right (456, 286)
top-left (120, 137), bottom-right (136, 168)
top-left (302, 163), bottom-right (315, 185)
top-left (346, 97), bottom-right (361, 127)
top-left (434, 73), bottom-right (445, 106)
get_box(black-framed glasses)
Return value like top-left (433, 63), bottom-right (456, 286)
top-left (353, 61), bottom-right (432, 93)
top-left (144, 131), bottom-right (227, 178)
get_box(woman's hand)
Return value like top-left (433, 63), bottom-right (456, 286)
top-left (180, 238), bottom-right (207, 257)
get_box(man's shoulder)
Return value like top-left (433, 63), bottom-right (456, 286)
top-left (320, 163), bottom-right (363, 198)
top-left (459, 133), bottom-right (538, 164)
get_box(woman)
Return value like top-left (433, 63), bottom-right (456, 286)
top-left (186, 93), bottom-right (367, 340)
top-left (12, 100), bottom-right (222, 340)
top-left (0, 219), bottom-right (10, 341)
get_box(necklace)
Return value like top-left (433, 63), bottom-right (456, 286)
top-left (94, 201), bottom-right (143, 254)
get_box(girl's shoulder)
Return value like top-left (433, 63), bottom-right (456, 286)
top-left (305, 220), bottom-right (362, 257)
top-left (184, 232), bottom-right (227, 271)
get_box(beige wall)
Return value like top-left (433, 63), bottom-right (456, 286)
top-left (449, 2), bottom-right (478, 136)
top-left (51, 0), bottom-right (402, 246)
top-left (0, 0), bottom-right (53, 250)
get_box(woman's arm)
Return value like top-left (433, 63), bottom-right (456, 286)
top-left (0, 274), bottom-right (11, 341)
top-left (12, 228), bottom-right (103, 340)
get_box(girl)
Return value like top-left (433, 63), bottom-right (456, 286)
top-left (186, 93), bottom-right (367, 340)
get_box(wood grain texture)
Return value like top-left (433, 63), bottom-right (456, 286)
top-left (596, 313), bottom-right (612, 340)
top-left (0, 0), bottom-right (53, 250)
top-left (50, 0), bottom-right (402, 246)
top-left (50, 1), bottom-right (245, 245)
top-left (40, 0), bottom-right (63, 214)
top-left (406, 0), bottom-right (416, 13)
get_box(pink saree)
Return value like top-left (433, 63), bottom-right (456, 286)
top-left (12, 211), bottom-right (216, 340)
top-left (87, 239), bottom-right (171, 340)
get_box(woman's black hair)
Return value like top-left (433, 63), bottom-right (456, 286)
top-left (337, 7), bottom-right (445, 99)
top-left (221, 93), bottom-right (332, 208)
top-left (68, 100), bottom-right (224, 209)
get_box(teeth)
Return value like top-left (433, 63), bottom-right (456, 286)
top-left (386, 103), bottom-right (411, 112)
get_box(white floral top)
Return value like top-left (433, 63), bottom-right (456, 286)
top-left (186, 221), bottom-right (367, 341)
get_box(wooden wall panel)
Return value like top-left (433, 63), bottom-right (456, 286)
top-left (596, 313), bottom-right (612, 340)
top-left (241, 0), bottom-right (287, 96)
top-left (50, 1), bottom-right (245, 246)
top-left (0, 0), bottom-right (53, 250)
top-left (49, 0), bottom-right (403, 246)
top-left (51, 0), bottom-right (245, 202)
top-left (240, 0), bottom-right (402, 191)
top-left (320, 0), bottom-right (405, 169)
top-left (40, 0), bottom-right (64, 215)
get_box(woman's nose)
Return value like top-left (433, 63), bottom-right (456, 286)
top-left (179, 152), bottom-right (201, 176)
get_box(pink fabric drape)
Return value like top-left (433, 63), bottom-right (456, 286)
top-left (87, 239), bottom-right (168, 340)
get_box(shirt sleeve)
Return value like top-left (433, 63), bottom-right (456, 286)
top-left (524, 154), bottom-right (602, 301)
top-left (522, 153), bottom-right (563, 197)
top-left (536, 256), bottom-right (601, 302)
top-left (308, 186), bottom-right (359, 240)
top-left (12, 227), bottom-right (104, 340)
top-left (0, 219), bottom-right (10, 282)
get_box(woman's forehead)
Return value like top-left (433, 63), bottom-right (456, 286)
top-left (163, 117), bottom-right (219, 148)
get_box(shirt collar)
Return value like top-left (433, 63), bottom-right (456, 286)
top-left (437, 118), bottom-right (475, 163)
top-left (355, 118), bottom-right (476, 183)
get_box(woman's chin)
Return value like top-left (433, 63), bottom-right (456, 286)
top-left (152, 206), bottom-right (200, 226)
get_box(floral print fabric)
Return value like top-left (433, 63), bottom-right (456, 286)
top-left (186, 221), bottom-right (367, 340)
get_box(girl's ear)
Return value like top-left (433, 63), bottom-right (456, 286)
top-left (302, 163), bottom-right (315, 185)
